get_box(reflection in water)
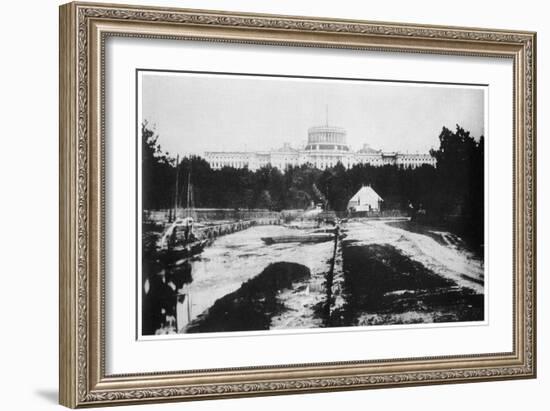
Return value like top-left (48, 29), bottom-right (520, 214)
top-left (142, 261), bottom-right (194, 335)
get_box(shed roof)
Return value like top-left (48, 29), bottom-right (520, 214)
top-left (348, 185), bottom-right (383, 203)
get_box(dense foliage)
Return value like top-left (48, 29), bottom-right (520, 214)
top-left (141, 122), bottom-right (176, 210)
top-left (142, 123), bottom-right (484, 246)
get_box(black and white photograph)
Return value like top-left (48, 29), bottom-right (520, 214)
top-left (139, 71), bottom-right (486, 336)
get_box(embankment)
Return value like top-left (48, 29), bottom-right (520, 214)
top-left (333, 242), bottom-right (484, 326)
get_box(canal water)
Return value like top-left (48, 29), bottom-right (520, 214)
top-left (142, 225), bottom-right (334, 335)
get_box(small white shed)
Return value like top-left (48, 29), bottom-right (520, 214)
top-left (347, 185), bottom-right (383, 212)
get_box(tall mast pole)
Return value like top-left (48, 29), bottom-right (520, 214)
top-left (186, 161), bottom-right (192, 219)
top-left (325, 104), bottom-right (328, 126)
top-left (174, 154), bottom-right (179, 221)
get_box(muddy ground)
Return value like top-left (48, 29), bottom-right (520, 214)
top-left (142, 219), bottom-right (485, 335)
top-left (330, 242), bottom-right (483, 326)
top-left (186, 262), bottom-right (311, 333)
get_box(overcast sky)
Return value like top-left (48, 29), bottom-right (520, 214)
top-left (140, 71), bottom-right (485, 157)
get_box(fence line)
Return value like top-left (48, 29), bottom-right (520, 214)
top-left (145, 208), bottom-right (281, 223)
top-left (171, 218), bottom-right (282, 243)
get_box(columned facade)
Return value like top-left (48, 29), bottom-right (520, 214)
top-left (204, 124), bottom-right (436, 171)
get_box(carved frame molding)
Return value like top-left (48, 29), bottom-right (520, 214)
top-left (59, 2), bottom-right (536, 407)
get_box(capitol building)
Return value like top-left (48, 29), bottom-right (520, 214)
top-left (204, 123), bottom-right (436, 171)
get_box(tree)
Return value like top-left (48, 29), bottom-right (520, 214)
top-left (257, 190), bottom-right (273, 209)
top-left (318, 162), bottom-right (351, 211)
top-left (429, 125), bottom-right (484, 247)
top-left (141, 122), bottom-right (176, 210)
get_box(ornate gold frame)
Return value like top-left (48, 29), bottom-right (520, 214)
top-left (59, 2), bottom-right (536, 408)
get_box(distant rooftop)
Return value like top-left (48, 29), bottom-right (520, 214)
top-left (357, 143), bottom-right (381, 154)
